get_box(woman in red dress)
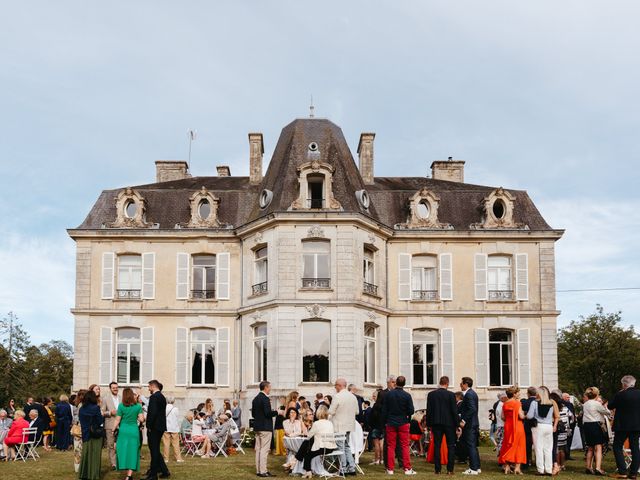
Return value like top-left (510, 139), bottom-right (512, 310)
top-left (498, 386), bottom-right (527, 474)
top-left (3, 410), bottom-right (30, 460)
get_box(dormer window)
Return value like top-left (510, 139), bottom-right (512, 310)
top-left (405, 188), bottom-right (450, 229)
top-left (492, 198), bottom-right (505, 219)
top-left (307, 174), bottom-right (325, 209)
top-left (110, 188), bottom-right (151, 228)
top-left (473, 188), bottom-right (525, 229)
top-left (290, 161), bottom-right (342, 211)
top-left (416, 200), bottom-right (430, 219)
top-left (198, 199), bottom-right (211, 220)
top-left (187, 187), bottom-right (220, 228)
top-left (124, 200), bottom-right (138, 219)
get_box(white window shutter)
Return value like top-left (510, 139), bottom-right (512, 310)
top-left (217, 327), bottom-right (230, 386)
top-left (518, 328), bottom-right (531, 387)
top-left (516, 253), bottom-right (529, 301)
top-left (399, 327), bottom-right (413, 385)
top-left (101, 252), bottom-right (115, 299)
top-left (398, 253), bottom-right (412, 300)
top-left (176, 253), bottom-right (189, 299)
top-left (475, 328), bottom-right (489, 387)
top-left (99, 326), bottom-right (113, 386)
top-left (141, 327), bottom-right (154, 383)
top-left (216, 252), bottom-right (230, 300)
top-left (474, 253), bottom-right (488, 301)
top-left (439, 253), bottom-right (453, 301)
top-left (175, 327), bottom-right (188, 387)
top-left (441, 328), bottom-right (454, 382)
top-left (142, 252), bottom-right (155, 299)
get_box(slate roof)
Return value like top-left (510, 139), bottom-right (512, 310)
top-left (75, 118), bottom-right (552, 232)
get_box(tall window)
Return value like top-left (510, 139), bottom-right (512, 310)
top-left (364, 324), bottom-right (377, 384)
top-left (191, 328), bottom-right (216, 385)
top-left (488, 255), bottom-right (513, 300)
top-left (116, 328), bottom-right (140, 384)
top-left (489, 330), bottom-right (513, 386)
top-left (117, 255), bottom-right (142, 299)
top-left (412, 255), bottom-right (437, 301)
top-left (307, 174), bottom-right (324, 208)
top-left (412, 329), bottom-right (438, 386)
top-left (192, 255), bottom-right (216, 299)
top-left (302, 240), bottom-right (330, 288)
top-left (253, 324), bottom-right (267, 383)
top-left (252, 247), bottom-right (268, 295)
top-left (363, 247), bottom-right (377, 295)
top-left (302, 321), bottom-right (330, 382)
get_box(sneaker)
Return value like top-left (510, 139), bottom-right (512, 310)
top-left (462, 469), bottom-right (479, 475)
top-left (176, 459), bottom-right (185, 463)
top-left (387, 470), bottom-right (395, 475)
top-left (477, 470), bottom-right (482, 474)
top-left (404, 469), bottom-right (417, 475)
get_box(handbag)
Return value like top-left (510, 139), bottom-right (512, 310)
top-left (89, 422), bottom-right (105, 439)
top-left (71, 424), bottom-right (82, 438)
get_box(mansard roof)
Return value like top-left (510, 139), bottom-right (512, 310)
top-left (74, 118), bottom-right (553, 232)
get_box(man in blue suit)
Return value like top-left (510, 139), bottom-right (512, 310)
top-left (459, 377), bottom-right (481, 475)
top-left (252, 381), bottom-right (278, 477)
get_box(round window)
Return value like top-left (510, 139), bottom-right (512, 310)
top-left (308, 142), bottom-right (318, 152)
top-left (492, 199), bottom-right (505, 219)
top-left (356, 190), bottom-right (370, 209)
top-left (416, 200), bottom-right (430, 219)
top-left (259, 189), bottom-right (273, 209)
top-left (198, 199), bottom-right (211, 220)
top-left (124, 200), bottom-right (137, 218)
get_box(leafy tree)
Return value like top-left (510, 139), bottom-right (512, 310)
top-left (558, 305), bottom-right (640, 400)
top-left (23, 340), bottom-right (74, 401)
top-left (0, 311), bottom-right (31, 405)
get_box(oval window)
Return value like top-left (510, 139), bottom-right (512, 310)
top-left (308, 142), bottom-right (318, 152)
top-left (124, 200), bottom-right (137, 218)
top-left (492, 199), bottom-right (505, 219)
top-left (416, 200), bottom-right (430, 219)
top-left (259, 189), bottom-right (273, 209)
top-left (198, 199), bottom-right (211, 219)
top-left (356, 190), bottom-right (370, 209)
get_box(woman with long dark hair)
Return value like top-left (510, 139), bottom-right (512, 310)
top-left (114, 388), bottom-right (145, 480)
top-left (369, 389), bottom-right (385, 466)
top-left (78, 389), bottom-right (104, 480)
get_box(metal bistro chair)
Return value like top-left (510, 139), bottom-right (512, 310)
top-left (14, 428), bottom-right (39, 462)
top-left (321, 432), bottom-right (346, 478)
top-left (181, 428), bottom-right (203, 457)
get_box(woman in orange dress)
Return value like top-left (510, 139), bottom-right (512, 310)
top-left (499, 386), bottom-right (527, 474)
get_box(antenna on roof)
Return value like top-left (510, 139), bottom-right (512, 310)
top-left (309, 95), bottom-right (315, 118)
top-left (188, 129), bottom-right (197, 169)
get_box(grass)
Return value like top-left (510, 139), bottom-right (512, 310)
top-left (0, 446), bottom-right (618, 480)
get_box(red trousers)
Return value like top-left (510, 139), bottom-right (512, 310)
top-left (385, 423), bottom-right (411, 471)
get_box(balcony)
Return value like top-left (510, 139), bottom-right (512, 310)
top-left (412, 290), bottom-right (438, 301)
top-left (116, 289), bottom-right (141, 300)
top-left (252, 281), bottom-right (268, 296)
top-left (302, 278), bottom-right (330, 289)
top-left (363, 282), bottom-right (378, 296)
top-left (191, 289), bottom-right (216, 300)
top-left (306, 198), bottom-right (325, 209)
top-left (488, 290), bottom-right (514, 301)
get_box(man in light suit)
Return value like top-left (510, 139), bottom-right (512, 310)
top-left (459, 376), bottom-right (481, 475)
top-left (101, 381), bottom-right (121, 470)
top-left (328, 378), bottom-right (359, 476)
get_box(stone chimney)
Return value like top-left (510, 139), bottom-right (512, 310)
top-left (155, 160), bottom-right (190, 183)
top-left (216, 165), bottom-right (231, 177)
top-left (248, 133), bottom-right (264, 184)
top-left (357, 133), bottom-right (375, 185)
top-left (430, 157), bottom-right (465, 183)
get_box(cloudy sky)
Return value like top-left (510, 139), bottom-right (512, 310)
top-left (1, 1), bottom-right (638, 344)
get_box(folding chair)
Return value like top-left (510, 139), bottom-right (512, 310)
top-left (321, 432), bottom-right (346, 478)
top-left (354, 431), bottom-right (368, 475)
top-left (14, 428), bottom-right (39, 462)
top-left (211, 431), bottom-right (229, 458)
top-left (181, 428), bottom-right (203, 457)
top-left (228, 420), bottom-right (245, 455)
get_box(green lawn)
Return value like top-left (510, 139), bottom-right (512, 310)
top-left (0, 446), bottom-right (618, 480)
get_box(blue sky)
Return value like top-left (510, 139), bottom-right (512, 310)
top-left (1, 1), bottom-right (638, 344)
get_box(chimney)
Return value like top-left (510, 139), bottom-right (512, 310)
top-left (430, 157), bottom-right (465, 183)
top-left (216, 165), bottom-right (231, 177)
top-left (155, 160), bottom-right (190, 183)
top-left (248, 132), bottom-right (264, 184)
top-left (357, 132), bottom-right (375, 185)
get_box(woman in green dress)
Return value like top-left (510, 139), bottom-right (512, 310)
top-left (113, 388), bottom-right (145, 480)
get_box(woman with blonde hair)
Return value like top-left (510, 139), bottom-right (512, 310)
top-left (295, 405), bottom-right (336, 478)
top-left (582, 387), bottom-right (611, 475)
top-left (285, 391), bottom-right (299, 411)
top-left (2, 410), bottom-right (29, 460)
top-left (55, 394), bottom-right (73, 451)
top-left (526, 386), bottom-right (559, 475)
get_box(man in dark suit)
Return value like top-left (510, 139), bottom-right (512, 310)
top-left (520, 386), bottom-right (538, 470)
top-left (27, 409), bottom-right (45, 444)
top-left (252, 380), bottom-right (278, 477)
top-left (459, 376), bottom-right (481, 475)
top-left (145, 380), bottom-right (170, 480)
top-left (426, 376), bottom-right (460, 474)
top-left (609, 375), bottom-right (640, 479)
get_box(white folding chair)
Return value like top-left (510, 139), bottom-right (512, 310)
top-left (181, 428), bottom-right (203, 457)
top-left (228, 420), bottom-right (245, 454)
top-left (321, 432), bottom-right (346, 478)
top-left (354, 431), bottom-right (368, 474)
top-left (14, 428), bottom-right (39, 462)
top-left (211, 431), bottom-right (229, 458)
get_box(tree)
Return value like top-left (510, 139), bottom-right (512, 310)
top-left (22, 340), bottom-right (74, 400)
top-left (0, 311), bottom-right (31, 405)
top-left (558, 305), bottom-right (640, 400)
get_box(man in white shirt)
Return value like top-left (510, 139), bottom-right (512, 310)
top-left (101, 381), bottom-right (121, 469)
top-left (328, 378), bottom-right (359, 476)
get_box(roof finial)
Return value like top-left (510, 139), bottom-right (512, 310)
top-left (309, 94), bottom-right (315, 118)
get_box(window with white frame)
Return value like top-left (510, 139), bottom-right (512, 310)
top-left (363, 247), bottom-right (377, 295)
top-left (116, 328), bottom-right (141, 384)
top-left (489, 329), bottom-right (513, 386)
top-left (412, 329), bottom-right (438, 386)
top-left (302, 240), bottom-right (330, 288)
top-left (302, 320), bottom-right (330, 382)
top-left (191, 328), bottom-right (216, 385)
top-left (411, 255), bottom-right (437, 301)
top-left (252, 247), bottom-right (268, 295)
top-left (364, 324), bottom-right (377, 384)
top-left (192, 255), bottom-right (216, 299)
top-left (253, 324), bottom-right (267, 383)
top-left (488, 255), bottom-right (513, 300)
top-left (117, 255), bottom-right (142, 299)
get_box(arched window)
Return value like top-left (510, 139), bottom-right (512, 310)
top-left (412, 329), bottom-right (438, 386)
top-left (191, 328), bottom-right (216, 385)
top-left (253, 324), bottom-right (267, 383)
top-left (489, 329), bottom-right (513, 386)
top-left (302, 320), bottom-right (330, 382)
top-left (364, 324), bottom-right (377, 384)
top-left (116, 328), bottom-right (141, 384)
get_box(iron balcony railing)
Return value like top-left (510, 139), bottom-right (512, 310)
top-left (252, 281), bottom-right (268, 296)
top-left (302, 278), bottom-right (330, 288)
top-left (488, 290), bottom-right (514, 301)
top-left (412, 290), bottom-right (438, 301)
top-left (191, 289), bottom-right (216, 300)
top-left (363, 282), bottom-right (378, 296)
top-left (116, 289), bottom-right (141, 300)
top-left (306, 198), bottom-right (325, 209)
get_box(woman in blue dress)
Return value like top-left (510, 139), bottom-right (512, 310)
top-left (113, 388), bottom-right (145, 480)
top-left (55, 394), bottom-right (73, 450)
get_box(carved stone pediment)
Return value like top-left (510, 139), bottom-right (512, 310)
top-left (109, 188), bottom-right (152, 228)
top-left (185, 187), bottom-right (221, 228)
top-left (404, 187), bottom-right (451, 229)
top-left (306, 225), bottom-right (326, 239)
top-left (472, 187), bottom-right (527, 229)
top-left (305, 304), bottom-right (326, 318)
